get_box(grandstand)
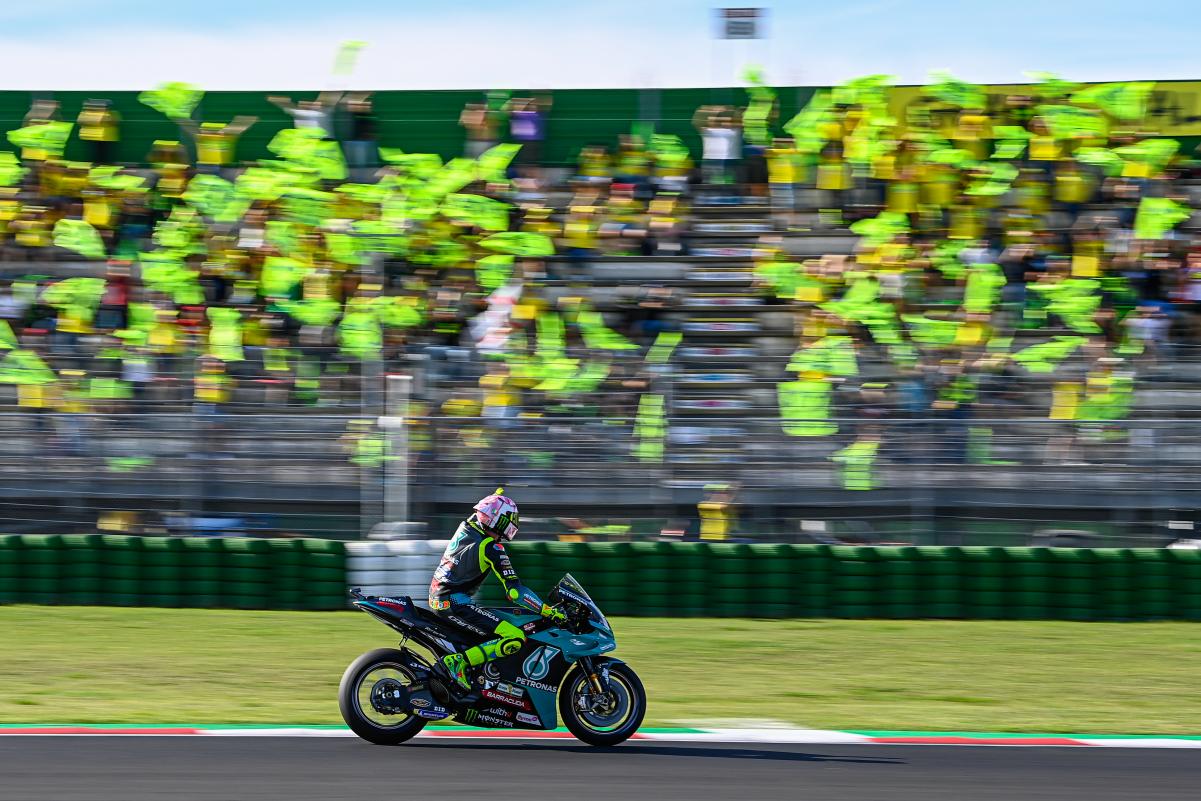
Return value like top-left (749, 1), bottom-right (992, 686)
top-left (0, 77), bottom-right (1198, 547)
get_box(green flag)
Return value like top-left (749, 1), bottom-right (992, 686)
top-left (788, 336), bottom-right (857, 377)
top-left (335, 182), bottom-right (389, 205)
top-left (1114, 139), bottom-right (1179, 171)
top-left (42, 277), bottom-right (105, 317)
top-left (0, 152), bottom-right (27, 186)
top-left (991, 126), bottom-right (1031, 160)
top-left (778, 379), bottom-right (836, 437)
top-left (7, 121), bottom-right (73, 157)
top-left (442, 193), bottom-right (511, 231)
top-left (182, 173), bottom-right (236, 219)
top-left (0, 320), bottom-right (17, 350)
top-left (479, 231), bottom-right (555, 257)
top-left (280, 298), bottom-right (341, 327)
top-left (926, 71), bottom-right (986, 108)
top-left (236, 166), bottom-right (311, 201)
top-left (634, 393), bottom-right (666, 462)
top-left (0, 349), bottom-right (55, 384)
top-left (338, 306), bottom-right (382, 359)
top-left (578, 309), bottom-right (638, 350)
top-left (1075, 146), bottom-right (1125, 176)
top-left (206, 307), bottom-right (243, 362)
top-left (831, 74), bottom-right (894, 109)
top-left (783, 90), bottom-right (835, 154)
top-left (832, 439), bottom-right (879, 490)
top-left (1134, 197), bottom-right (1191, 240)
top-left (52, 220), bottom-right (106, 260)
top-left (1012, 336), bottom-right (1087, 374)
top-left (1073, 82), bottom-right (1154, 121)
top-left (333, 41), bottom-right (367, 76)
top-left (476, 254), bottom-right (514, 291)
top-left (964, 263), bottom-right (1007, 315)
top-left (536, 312), bottom-right (566, 357)
top-left (265, 220), bottom-right (300, 256)
top-left (902, 314), bottom-right (961, 346)
top-left (280, 187), bottom-right (336, 226)
top-left (1023, 72), bottom-right (1080, 100)
top-left (371, 296), bottom-right (423, 329)
top-left (476, 143), bottom-right (522, 183)
top-left (1036, 104), bottom-right (1107, 140)
top-left (261, 256), bottom-right (306, 298)
top-left (850, 211), bottom-right (909, 247)
top-left (138, 82), bottom-right (204, 120)
top-left (646, 331), bottom-right (683, 364)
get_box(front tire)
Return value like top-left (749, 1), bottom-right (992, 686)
top-left (339, 648), bottom-right (428, 745)
top-left (558, 659), bottom-right (646, 746)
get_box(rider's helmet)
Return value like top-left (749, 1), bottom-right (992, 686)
top-left (473, 488), bottom-right (520, 541)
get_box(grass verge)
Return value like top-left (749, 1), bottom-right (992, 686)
top-left (0, 606), bottom-right (1196, 733)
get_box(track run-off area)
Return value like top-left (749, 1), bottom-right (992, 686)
top-left (1, 730), bottom-right (1198, 801)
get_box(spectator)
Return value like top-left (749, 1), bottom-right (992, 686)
top-left (76, 99), bottom-right (121, 165)
top-left (507, 95), bottom-right (551, 174)
top-left (693, 105), bottom-right (742, 188)
top-left (460, 102), bottom-right (501, 159)
top-left (341, 92), bottom-right (378, 168)
top-left (268, 92), bottom-right (342, 138)
top-left (178, 116), bottom-right (259, 171)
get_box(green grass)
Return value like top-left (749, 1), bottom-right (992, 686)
top-left (0, 606), bottom-right (1197, 733)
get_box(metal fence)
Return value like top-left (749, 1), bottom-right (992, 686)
top-left (0, 402), bottom-right (1199, 546)
top-left (4, 330), bottom-right (1201, 545)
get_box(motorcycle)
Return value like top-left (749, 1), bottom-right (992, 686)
top-left (339, 574), bottom-right (646, 746)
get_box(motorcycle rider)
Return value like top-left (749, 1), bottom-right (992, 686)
top-left (430, 489), bottom-right (566, 690)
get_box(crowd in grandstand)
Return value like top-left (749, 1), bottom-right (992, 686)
top-left (0, 74), bottom-right (1195, 489)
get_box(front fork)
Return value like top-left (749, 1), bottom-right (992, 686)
top-left (578, 656), bottom-right (612, 697)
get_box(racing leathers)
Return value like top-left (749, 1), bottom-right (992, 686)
top-left (429, 517), bottom-right (565, 690)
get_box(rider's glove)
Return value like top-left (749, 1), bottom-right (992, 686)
top-left (541, 603), bottom-right (568, 624)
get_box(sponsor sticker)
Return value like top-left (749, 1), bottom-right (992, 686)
top-left (482, 689), bottom-right (531, 709)
top-left (476, 714), bottom-right (513, 728)
top-left (416, 709), bottom-right (449, 720)
top-left (496, 682), bottom-right (525, 697)
top-left (409, 698), bottom-right (429, 709)
top-left (516, 712), bottom-right (540, 726)
top-left (513, 676), bottom-right (556, 693)
top-left (522, 646), bottom-right (560, 681)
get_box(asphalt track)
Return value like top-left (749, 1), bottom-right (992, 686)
top-left (3, 736), bottom-right (1200, 801)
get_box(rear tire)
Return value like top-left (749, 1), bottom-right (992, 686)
top-left (558, 659), bottom-right (646, 746)
top-left (339, 648), bottom-right (428, 745)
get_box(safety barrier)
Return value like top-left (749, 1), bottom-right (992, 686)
top-left (3, 536), bottom-right (1200, 620)
top-left (0, 534), bottom-right (345, 609)
top-left (345, 540), bottom-right (448, 602)
top-left (475, 542), bottom-right (1201, 621)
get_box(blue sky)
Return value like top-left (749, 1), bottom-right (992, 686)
top-left (1, 1), bottom-right (1197, 89)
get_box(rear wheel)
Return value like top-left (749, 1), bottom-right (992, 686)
top-left (558, 659), bottom-right (646, 746)
top-left (338, 648), bottom-right (428, 745)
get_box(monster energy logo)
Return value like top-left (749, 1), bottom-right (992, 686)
top-left (521, 646), bottom-right (560, 681)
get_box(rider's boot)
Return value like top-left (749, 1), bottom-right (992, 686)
top-left (441, 627), bottom-right (524, 692)
top-left (441, 652), bottom-right (473, 691)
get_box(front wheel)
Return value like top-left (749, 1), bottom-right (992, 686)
top-left (558, 659), bottom-right (646, 746)
top-left (338, 647), bottom-right (428, 745)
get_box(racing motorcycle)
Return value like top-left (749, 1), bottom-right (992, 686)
top-left (339, 574), bottom-right (646, 746)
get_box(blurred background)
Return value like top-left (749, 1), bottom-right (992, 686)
top-left (0, 2), bottom-right (1198, 552)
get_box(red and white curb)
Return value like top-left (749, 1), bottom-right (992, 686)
top-left (1, 726), bottom-right (1199, 747)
